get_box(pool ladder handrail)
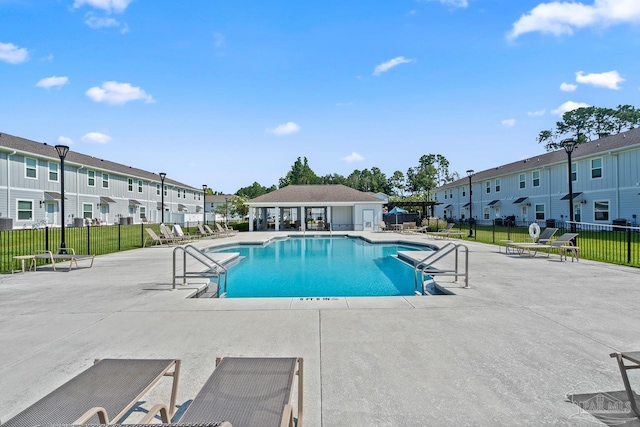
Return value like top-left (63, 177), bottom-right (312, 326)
top-left (413, 242), bottom-right (469, 294)
top-left (173, 244), bottom-right (228, 297)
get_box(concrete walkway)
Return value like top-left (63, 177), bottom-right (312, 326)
top-left (1, 231), bottom-right (639, 426)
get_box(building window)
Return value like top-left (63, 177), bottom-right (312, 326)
top-left (483, 207), bottom-right (490, 220)
top-left (17, 200), bottom-right (34, 220)
top-left (462, 186), bottom-right (466, 197)
top-left (164, 186), bottom-right (167, 197)
top-left (25, 157), bottom-right (37, 179)
top-left (83, 203), bottom-right (93, 219)
top-left (102, 173), bottom-right (109, 189)
top-left (495, 179), bottom-right (501, 193)
top-left (519, 174), bottom-right (526, 189)
top-left (48, 162), bottom-right (59, 182)
top-left (444, 191), bottom-right (447, 199)
top-left (591, 158), bottom-right (602, 179)
top-left (594, 201), bottom-right (609, 221)
top-left (485, 182), bottom-right (491, 194)
top-left (571, 163), bottom-right (577, 182)
top-left (138, 180), bottom-right (143, 193)
top-left (128, 178), bottom-right (134, 192)
top-left (87, 170), bottom-right (95, 187)
top-left (140, 206), bottom-right (146, 221)
top-left (532, 170), bottom-right (540, 187)
top-left (535, 204), bottom-right (545, 220)
top-left (449, 189), bottom-right (453, 199)
top-left (156, 183), bottom-right (161, 195)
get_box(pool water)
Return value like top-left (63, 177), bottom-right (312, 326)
top-left (209, 237), bottom-right (434, 298)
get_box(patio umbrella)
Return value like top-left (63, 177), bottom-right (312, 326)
top-left (386, 206), bottom-right (408, 224)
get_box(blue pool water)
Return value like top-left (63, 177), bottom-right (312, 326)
top-left (209, 237), bottom-right (434, 298)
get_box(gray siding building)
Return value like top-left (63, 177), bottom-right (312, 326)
top-left (434, 128), bottom-right (640, 226)
top-left (0, 132), bottom-right (205, 229)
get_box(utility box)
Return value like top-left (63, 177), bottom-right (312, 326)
top-left (0, 218), bottom-right (13, 231)
top-left (612, 218), bottom-right (629, 232)
top-left (74, 218), bottom-right (85, 227)
top-left (546, 219), bottom-right (556, 228)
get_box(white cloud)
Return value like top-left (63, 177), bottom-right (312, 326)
top-left (373, 56), bottom-right (413, 76)
top-left (36, 76), bottom-right (69, 88)
top-left (501, 119), bottom-right (516, 127)
top-left (0, 42), bottom-right (28, 64)
top-left (85, 14), bottom-right (120, 29)
top-left (58, 136), bottom-right (74, 145)
top-left (81, 132), bottom-right (112, 144)
top-left (73, 0), bottom-right (132, 13)
top-left (508, 0), bottom-right (640, 40)
top-left (552, 100), bottom-right (591, 116)
top-left (420, 0), bottom-right (469, 8)
top-left (342, 152), bottom-right (364, 163)
top-left (86, 81), bottom-right (155, 105)
top-left (266, 122), bottom-right (300, 136)
top-left (527, 109), bottom-right (546, 117)
top-left (575, 70), bottom-right (624, 89)
top-left (213, 32), bottom-right (225, 48)
top-left (560, 82), bottom-right (577, 92)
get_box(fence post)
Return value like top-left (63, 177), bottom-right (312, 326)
top-left (628, 227), bottom-right (632, 264)
top-left (87, 224), bottom-right (91, 255)
top-left (45, 226), bottom-right (50, 252)
top-left (141, 223), bottom-right (144, 248)
top-left (118, 223), bottom-right (121, 251)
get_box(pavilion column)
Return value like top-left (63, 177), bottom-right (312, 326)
top-left (327, 206), bottom-right (332, 229)
top-left (249, 208), bottom-right (254, 232)
top-left (275, 206), bottom-right (280, 231)
top-left (300, 205), bottom-right (306, 231)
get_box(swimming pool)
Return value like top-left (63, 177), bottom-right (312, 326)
top-left (207, 236), bottom-right (439, 298)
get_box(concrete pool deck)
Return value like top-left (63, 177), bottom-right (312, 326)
top-left (1, 231), bottom-right (639, 426)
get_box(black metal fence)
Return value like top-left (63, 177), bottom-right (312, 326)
top-left (0, 222), bottom-right (202, 273)
top-left (469, 219), bottom-right (640, 266)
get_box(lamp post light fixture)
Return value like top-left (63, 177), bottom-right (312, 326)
top-left (562, 138), bottom-right (577, 233)
top-left (202, 184), bottom-right (208, 224)
top-left (466, 169), bottom-right (475, 238)
top-left (159, 172), bottom-right (167, 224)
top-left (54, 145), bottom-right (69, 254)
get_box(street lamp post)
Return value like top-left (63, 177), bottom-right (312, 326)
top-left (224, 195), bottom-right (230, 226)
top-left (54, 145), bottom-right (69, 254)
top-left (202, 184), bottom-right (208, 224)
top-left (562, 138), bottom-right (577, 233)
top-left (159, 172), bottom-right (166, 224)
top-left (466, 169), bottom-right (474, 238)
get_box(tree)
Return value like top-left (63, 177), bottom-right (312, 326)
top-left (388, 171), bottom-right (406, 197)
top-left (236, 182), bottom-right (274, 199)
top-left (230, 195), bottom-right (249, 218)
top-left (406, 154), bottom-right (452, 199)
top-left (278, 157), bottom-right (320, 187)
top-left (537, 105), bottom-right (640, 151)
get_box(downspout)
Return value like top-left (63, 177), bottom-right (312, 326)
top-left (76, 165), bottom-right (84, 222)
top-left (6, 150), bottom-right (17, 220)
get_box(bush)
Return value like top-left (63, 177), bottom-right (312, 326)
top-left (421, 217), bottom-right (448, 232)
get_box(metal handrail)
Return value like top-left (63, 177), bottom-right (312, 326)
top-left (414, 243), bottom-right (469, 294)
top-left (172, 244), bottom-right (228, 297)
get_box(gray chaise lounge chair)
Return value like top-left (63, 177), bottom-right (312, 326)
top-left (149, 357), bottom-right (303, 427)
top-left (506, 232), bottom-right (577, 258)
top-left (610, 352), bottom-right (640, 418)
top-left (0, 359), bottom-right (181, 427)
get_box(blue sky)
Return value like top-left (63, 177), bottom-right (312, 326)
top-left (2, 0), bottom-right (640, 193)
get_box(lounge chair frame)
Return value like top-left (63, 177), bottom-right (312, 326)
top-left (610, 352), bottom-right (640, 418)
top-left (175, 357), bottom-right (303, 427)
top-left (0, 359), bottom-right (181, 427)
top-left (31, 248), bottom-right (95, 271)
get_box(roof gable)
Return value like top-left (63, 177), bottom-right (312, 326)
top-left (248, 184), bottom-right (384, 204)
